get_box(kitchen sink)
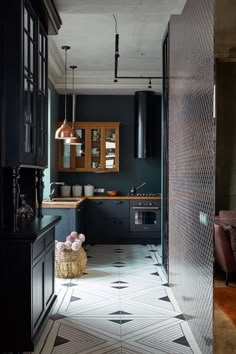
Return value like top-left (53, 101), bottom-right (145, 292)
top-left (43, 199), bottom-right (82, 203)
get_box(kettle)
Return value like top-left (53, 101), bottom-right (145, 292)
top-left (84, 184), bottom-right (94, 196)
top-left (129, 182), bottom-right (146, 195)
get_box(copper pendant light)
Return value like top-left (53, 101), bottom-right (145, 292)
top-left (64, 65), bottom-right (82, 145)
top-left (55, 46), bottom-right (73, 139)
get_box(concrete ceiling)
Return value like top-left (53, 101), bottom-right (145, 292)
top-left (49, 0), bottom-right (186, 94)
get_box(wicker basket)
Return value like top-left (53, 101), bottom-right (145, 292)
top-left (55, 246), bottom-right (87, 278)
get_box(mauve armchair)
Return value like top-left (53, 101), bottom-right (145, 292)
top-left (214, 211), bottom-right (236, 286)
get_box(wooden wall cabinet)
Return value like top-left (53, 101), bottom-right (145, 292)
top-left (57, 122), bottom-right (120, 172)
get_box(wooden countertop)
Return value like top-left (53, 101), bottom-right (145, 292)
top-left (42, 195), bottom-right (161, 208)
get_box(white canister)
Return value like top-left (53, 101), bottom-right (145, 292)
top-left (61, 185), bottom-right (71, 197)
top-left (84, 184), bottom-right (94, 196)
top-left (72, 185), bottom-right (82, 197)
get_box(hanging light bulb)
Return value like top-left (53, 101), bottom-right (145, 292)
top-left (64, 66), bottom-right (82, 145)
top-left (55, 46), bottom-right (74, 139)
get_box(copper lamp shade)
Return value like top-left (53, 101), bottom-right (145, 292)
top-left (64, 130), bottom-right (82, 145)
top-left (55, 45), bottom-right (73, 139)
top-left (55, 121), bottom-right (73, 139)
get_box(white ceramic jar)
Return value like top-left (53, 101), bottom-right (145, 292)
top-left (72, 185), bottom-right (82, 197)
top-left (61, 185), bottom-right (71, 197)
top-left (84, 184), bottom-right (94, 196)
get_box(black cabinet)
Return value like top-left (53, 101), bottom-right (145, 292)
top-left (86, 200), bottom-right (106, 242)
top-left (3, 0), bottom-right (49, 168)
top-left (106, 200), bottom-right (129, 241)
top-left (0, 215), bottom-right (61, 352)
top-left (76, 203), bottom-right (87, 234)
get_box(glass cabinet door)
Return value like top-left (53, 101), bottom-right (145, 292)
top-left (37, 25), bottom-right (48, 166)
top-left (74, 128), bottom-right (86, 169)
top-left (105, 128), bottom-right (117, 169)
top-left (23, 3), bottom-right (37, 159)
top-left (62, 143), bottom-right (71, 169)
top-left (90, 128), bottom-right (102, 170)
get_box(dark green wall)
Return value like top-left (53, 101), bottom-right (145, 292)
top-left (49, 80), bottom-right (60, 182)
top-left (58, 95), bottom-right (161, 195)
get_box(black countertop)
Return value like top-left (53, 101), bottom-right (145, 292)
top-left (1, 215), bottom-right (61, 240)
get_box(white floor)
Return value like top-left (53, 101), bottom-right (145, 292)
top-left (33, 244), bottom-right (202, 354)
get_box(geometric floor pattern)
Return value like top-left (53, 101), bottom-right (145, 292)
top-left (33, 244), bottom-right (202, 354)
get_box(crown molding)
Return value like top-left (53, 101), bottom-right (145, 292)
top-left (48, 37), bottom-right (64, 86)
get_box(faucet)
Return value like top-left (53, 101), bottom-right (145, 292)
top-left (49, 182), bottom-right (65, 200)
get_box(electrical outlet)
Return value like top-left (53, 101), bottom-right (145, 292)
top-left (199, 211), bottom-right (208, 226)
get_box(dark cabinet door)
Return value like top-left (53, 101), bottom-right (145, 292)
top-left (32, 257), bottom-right (44, 334)
top-left (22, 1), bottom-right (37, 165)
top-left (43, 208), bottom-right (76, 241)
top-left (44, 243), bottom-right (55, 306)
top-left (3, 0), bottom-right (48, 168)
top-left (86, 200), bottom-right (106, 242)
top-left (105, 200), bottom-right (129, 242)
top-left (37, 24), bottom-right (48, 166)
top-left (76, 203), bottom-right (87, 234)
top-left (106, 218), bottom-right (129, 241)
top-left (106, 200), bottom-right (129, 218)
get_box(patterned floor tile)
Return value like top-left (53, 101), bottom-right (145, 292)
top-left (36, 244), bottom-right (201, 354)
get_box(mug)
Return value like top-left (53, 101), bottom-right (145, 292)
top-left (92, 162), bottom-right (98, 168)
top-left (92, 130), bottom-right (100, 141)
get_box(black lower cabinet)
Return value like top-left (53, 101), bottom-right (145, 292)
top-left (0, 215), bottom-right (61, 352)
top-left (86, 199), bottom-right (160, 244)
top-left (86, 200), bottom-right (106, 243)
top-left (106, 218), bottom-right (129, 242)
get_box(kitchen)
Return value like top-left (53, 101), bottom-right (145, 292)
top-left (43, 90), bottom-right (162, 245)
top-left (0, 0), bottom-right (220, 353)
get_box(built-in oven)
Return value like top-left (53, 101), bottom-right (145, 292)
top-left (130, 200), bottom-right (161, 232)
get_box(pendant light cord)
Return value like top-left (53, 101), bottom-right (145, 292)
top-left (64, 48), bottom-right (67, 122)
top-left (61, 45), bottom-right (70, 123)
top-left (70, 65), bottom-right (77, 127)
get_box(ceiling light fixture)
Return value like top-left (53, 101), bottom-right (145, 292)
top-left (112, 14), bottom-right (162, 83)
top-left (64, 66), bottom-right (82, 145)
top-left (55, 45), bottom-right (73, 139)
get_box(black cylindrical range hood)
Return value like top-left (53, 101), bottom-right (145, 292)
top-left (134, 90), bottom-right (157, 158)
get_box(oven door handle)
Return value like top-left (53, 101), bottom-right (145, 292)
top-left (131, 206), bottom-right (160, 210)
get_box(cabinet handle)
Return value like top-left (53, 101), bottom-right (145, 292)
top-left (113, 201), bottom-right (122, 204)
top-left (113, 220), bottom-right (122, 224)
top-left (95, 201), bottom-right (103, 204)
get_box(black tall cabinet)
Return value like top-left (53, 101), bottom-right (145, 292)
top-left (0, 1), bottom-right (62, 352)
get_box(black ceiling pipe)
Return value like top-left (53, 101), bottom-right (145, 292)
top-left (134, 91), bottom-right (155, 158)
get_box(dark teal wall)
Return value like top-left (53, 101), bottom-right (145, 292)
top-left (48, 80), bottom-right (59, 182)
top-left (58, 95), bottom-right (161, 195)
